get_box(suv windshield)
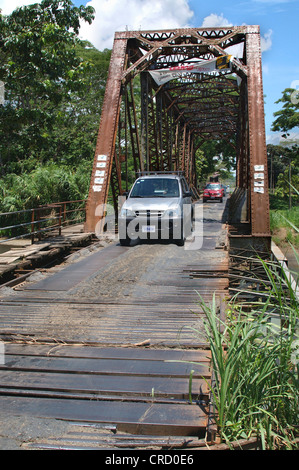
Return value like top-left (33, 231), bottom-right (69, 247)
top-left (130, 178), bottom-right (180, 198)
top-left (205, 184), bottom-right (221, 190)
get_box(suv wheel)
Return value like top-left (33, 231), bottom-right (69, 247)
top-left (119, 236), bottom-right (131, 246)
top-left (176, 221), bottom-right (185, 246)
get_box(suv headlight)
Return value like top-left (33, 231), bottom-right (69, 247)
top-left (120, 208), bottom-right (135, 218)
top-left (164, 206), bottom-right (181, 218)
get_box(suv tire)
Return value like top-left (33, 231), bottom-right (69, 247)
top-left (119, 236), bottom-right (131, 246)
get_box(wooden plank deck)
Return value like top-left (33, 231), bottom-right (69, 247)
top-left (0, 203), bottom-right (228, 449)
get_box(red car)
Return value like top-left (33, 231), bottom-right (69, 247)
top-left (203, 183), bottom-right (224, 203)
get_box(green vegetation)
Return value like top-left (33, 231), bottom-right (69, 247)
top-left (267, 129), bottom-right (298, 247)
top-left (195, 140), bottom-right (236, 188)
top-left (197, 257), bottom-right (299, 449)
top-left (268, 87), bottom-right (299, 248)
top-left (270, 204), bottom-right (299, 248)
top-left (0, 1), bottom-right (109, 213)
top-left (0, 1), bottom-right (238, 215)
top-left (272, 87), bottom-right (299, 137)
top-left (0, 2), bottom-right (298, 217)
top-left (0, 162), bottom-right (92, 213)
top-left (0, 3), bottom-right (298, 450)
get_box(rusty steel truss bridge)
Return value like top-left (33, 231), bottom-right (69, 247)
top-left (1, 27), bottom-right (294, 450)
top-left (84, 25), bottom-right (270, 249)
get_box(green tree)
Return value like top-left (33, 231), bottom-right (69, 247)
top-left (267, 144), bottom-right (290, 194)
top-left (40, 43), bottom-right (111, 167)
top-left (0, 0), bottom-right (95, 172)
top-left (275, 146), bottom-right (299, 205)
top-left (270, 88), bottom-right (299, 206)
top-left (0, 1), bottom-right (115, 211)
top-left (271, 87), bottom-right (299, 137)
top-left (195, 138), bottom-right (236, 187)
top-left (267, 143), bottom-right (299, 207)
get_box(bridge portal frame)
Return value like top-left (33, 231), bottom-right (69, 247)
top-left (84, 26), bottom-right (270, 245)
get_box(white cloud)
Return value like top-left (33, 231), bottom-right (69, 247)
top-left (0, 1), bottom-right (273, 56)
top-left (201, 14), bottom-right (272, 54)
top-left (260, 29), bottom-right (273, 52)
top-left (79, 0), bottom-right (194, 50)
top-left (266, 130), bottom-right (299, 145)
top-left (266, 133), bottom-right (281, 145)
top-left (201, 13), bottom-right (233, 28)
top-left (0, 0), bottom-right (37, 15)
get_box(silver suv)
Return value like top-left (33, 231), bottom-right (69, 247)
top-left (118, 172), bottom-right (193, 246)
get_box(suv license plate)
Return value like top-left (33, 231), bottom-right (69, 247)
top-left (142, 226), bottom-right (155, 233)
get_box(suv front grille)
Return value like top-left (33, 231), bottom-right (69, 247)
top-left (134, 210), bottom-right (164, 218)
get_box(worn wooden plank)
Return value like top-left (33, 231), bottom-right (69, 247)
top-left (4, 344), bottom-right (210, 362)
top-left (0, 256), bottom-right (21, 264)
top-left (0, 396), bottom-right (207, 436)
top-left (22, 244), bottom-right (130, 291)
top-left (1, 354), bottom-right (210, 377)
top-left (0, 298), bottom-right (208, 346)
top-left (0, 369), bottom-right (208, 398)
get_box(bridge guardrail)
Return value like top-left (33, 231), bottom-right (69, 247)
top-left (0, 200), bottom-right (87, 245)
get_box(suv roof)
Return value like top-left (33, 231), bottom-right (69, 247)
top-left (136, 171), bottom-right (185, 179)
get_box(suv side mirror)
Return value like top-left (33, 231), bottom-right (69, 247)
top-left (184, 191), bottom-right (192, 198)
top-left (122, 191), bottom-right (129, 198)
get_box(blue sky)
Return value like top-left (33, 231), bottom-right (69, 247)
top-left (1, 0), bottom-right (299, 144)
top-left (189, 0), bottom-right (299, 144)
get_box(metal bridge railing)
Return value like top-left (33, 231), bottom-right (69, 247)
top-left (0, 200), bottom-right (87, 245)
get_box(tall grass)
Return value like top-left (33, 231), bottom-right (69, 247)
top-left (270, 186), bottom-right (299, 247)
top-left (197, 258), bottom-right (299, 449)
top-left (270, 206), bottom-right (299, 247)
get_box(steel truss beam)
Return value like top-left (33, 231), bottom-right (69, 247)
top-left (85, 26), bottom-right (270, 241)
